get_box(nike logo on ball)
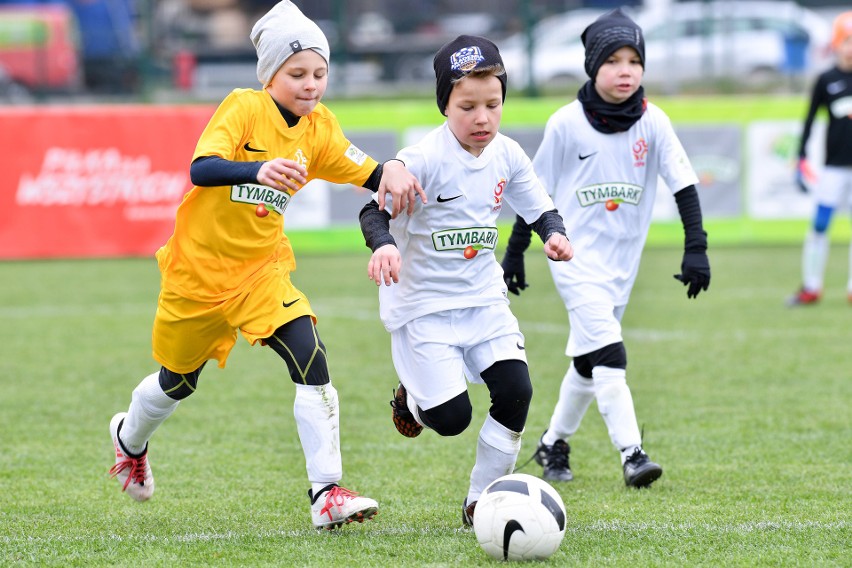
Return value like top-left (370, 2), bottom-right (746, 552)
top-left (282, 298), bottom-right (301, 308)
top-left (244, 142), bottom-right (266, 153)
top-left (579, 152), bottom-right (597, 160)
top-left (437, 194), bottom-right (462, 203)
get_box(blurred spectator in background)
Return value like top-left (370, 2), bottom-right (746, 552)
top-left (0, 0), bottom-right (139, 93)
top-left (68, 0), bottom-right (140, 93)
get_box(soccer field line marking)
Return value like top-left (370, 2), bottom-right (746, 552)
top-left (2, 519), bottom-right (846, 544)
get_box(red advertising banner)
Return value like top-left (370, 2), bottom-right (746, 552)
top-left (0, 105), bottom-right (215, 259)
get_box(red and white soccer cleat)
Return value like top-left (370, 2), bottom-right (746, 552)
top-left (309, 484), bottom-right (378, 530)
top-left (786, 287), bottom-right (821, 307)
top-left (109, 412), bottom-right (154, 501)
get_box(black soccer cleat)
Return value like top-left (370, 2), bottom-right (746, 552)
top-left (533, 432), bottom-right (573, 482)
top-left (622, 448), bottom-right (663, 488)
top-left (390, 384), bottom-right (423, 438)
top-left (462, 498), bottom-right (477, 527)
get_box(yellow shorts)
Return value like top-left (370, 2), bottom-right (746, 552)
top-left (152, 267), bottom-right (315, 374)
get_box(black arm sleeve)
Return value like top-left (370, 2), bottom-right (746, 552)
top-left (505, 215), bottom-right (532, 255)
top-left (190, 156), bottom-right (264, 187)
top-left (798, 75), bottom-right (825, 159)
top-left (674, 185), bottom-right (707, 253)
top-left (529, 209), bottom-right (567, 244)
top-left (361, 163), bottom-right (382, 192)
top-left (359, 200), bottom-right (396, 251)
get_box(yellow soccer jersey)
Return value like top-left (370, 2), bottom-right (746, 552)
top-left (156, 89), bottom-right (378, 302)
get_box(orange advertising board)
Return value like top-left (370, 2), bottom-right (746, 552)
top-left (0, 105), bottom-right (215, 259)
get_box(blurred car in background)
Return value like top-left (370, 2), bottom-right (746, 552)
top-left (500, 1), bottom-right (831, 91)
top-left (0, 4), bottom-right (82, 94)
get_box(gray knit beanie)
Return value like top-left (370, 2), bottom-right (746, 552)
top-left (581, 8), bottom-right (645, 80)
top-left (250, 1), bottom-right (330, 86)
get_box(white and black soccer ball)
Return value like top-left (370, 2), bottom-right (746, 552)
top-left (473, 473), bottom-right (566, 561)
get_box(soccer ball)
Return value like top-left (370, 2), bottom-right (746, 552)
top-left (473, 473), bottom-right (566, 561)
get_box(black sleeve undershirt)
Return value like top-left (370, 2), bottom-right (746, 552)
top-left (674, 185), bottom-right (707, 252)
top-left (359, 200), bottom-right (395, 251)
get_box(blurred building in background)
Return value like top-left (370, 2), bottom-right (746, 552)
top-left (0, 0), bottom-right (847, 102)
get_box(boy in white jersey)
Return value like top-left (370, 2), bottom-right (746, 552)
top-left (359, 35), bottom-right (573, 525)
top-left (501, 9), bottom-right (710, 488)
top-left (106, 1), bottom-right (426, 530)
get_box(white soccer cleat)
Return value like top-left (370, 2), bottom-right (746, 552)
top-left (109, 412), bottom-right (154, 501)
top-left (309, 484), bottom-right (378, 530)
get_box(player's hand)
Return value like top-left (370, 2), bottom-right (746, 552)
top-left (795, 158), bottom-right (815, 193)
top-left (257, 158), bottom-right (307, 193)
top-left (501, 251), bottom-right (528, 295)
top-left (378, 160), bottom-right (426, 218)
top-left (368, 244), bottom-right (401, 286)
top-left (673, 251), bottom-right (711, 299)
top-left (544, 233), bottom-right (573, 262)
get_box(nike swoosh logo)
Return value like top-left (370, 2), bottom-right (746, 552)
top-left (579, 152), bottom-right (597, 160)
top-left (502, 520), bottom-right (525, 560)
top-left (436, 194), bottom-right (462, 203)
top-left (282, 298), bottom-right (301, 308)
top-left (244, 142), bottom-right (266, 153)
top-left (516, 343), bottom-right (525, 351)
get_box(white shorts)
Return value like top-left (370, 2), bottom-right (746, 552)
top-left (814, 165), bottom-right (852, 209)
top-left (390, 304), bottom-right (527, 410)
top-left (566, 302), bottom-right (627, 357)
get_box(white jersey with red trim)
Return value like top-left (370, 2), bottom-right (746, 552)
top-left (533, 100), bottom-right (699, 309)
top-left (376, 122), bottom-right (557, 331)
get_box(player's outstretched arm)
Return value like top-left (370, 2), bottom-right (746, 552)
top-left (359, 200), bottom-right (399, 286)
top-left (378, 159), bottom-right (426, 218)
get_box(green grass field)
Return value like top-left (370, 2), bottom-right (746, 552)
top-left (1, 243), bottom-right (849, 566)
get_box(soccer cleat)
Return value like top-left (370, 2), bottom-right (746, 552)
top-left (309, 484), bottom-right (378, 530)
top-left (622, 448), bottom-right (663, 488)
top-left (390, 384), bottom-right (423, 438)
top-left (108, 412), bottom-right (154, 501)
top-left (786, 287), bottom-right (821, 306)
top-left (533, 432), bottom-right (573, 482)
top-left (462, 498), bottom-right (477, 527)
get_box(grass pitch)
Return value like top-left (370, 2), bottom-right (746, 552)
top-left (1, 244), bottom-right (849, 566)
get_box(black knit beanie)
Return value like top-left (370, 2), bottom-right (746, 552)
top-left (581, 8), bottom-right (645, 80)
top-left (433, 34), bottom-right (507, 116)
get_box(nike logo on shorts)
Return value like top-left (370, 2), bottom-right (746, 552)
top-left (282, 298), bottom-right (301, 308)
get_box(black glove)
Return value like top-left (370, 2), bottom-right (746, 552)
top-left (673, 252), bottom-right (711, 299)
top-left (501, 251), bottom-right (528, 295)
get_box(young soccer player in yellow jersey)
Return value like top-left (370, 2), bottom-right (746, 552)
top-left (107, 0), bottom-right (425, 530)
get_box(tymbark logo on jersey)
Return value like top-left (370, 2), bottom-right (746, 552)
top-left (432, 227), bottom-right (498, 259)
top-left (576, 183), bottom-right (643, 209)
top-left (232, 183), bottom-right (292, 215)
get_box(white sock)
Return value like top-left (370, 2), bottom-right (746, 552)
top-left (620, 445), bottom-right (642, 465)
top-left (543, 363), bottom-right (595, 446)
top-left (467, 414), bottom-right (521, 504)
top-left (120, 372), bottom-right (180, 455)
top-left (294, 383), bottom-right (342, 485)
top-left (593, 366), bottom-right (641, 454)
top-left (802, 229), bottom-right (829, 292)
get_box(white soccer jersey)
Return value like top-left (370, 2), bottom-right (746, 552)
top-left (376, 122), bottom-right (557, 331)
top-left (533, 101), bottom-right (699, 309)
